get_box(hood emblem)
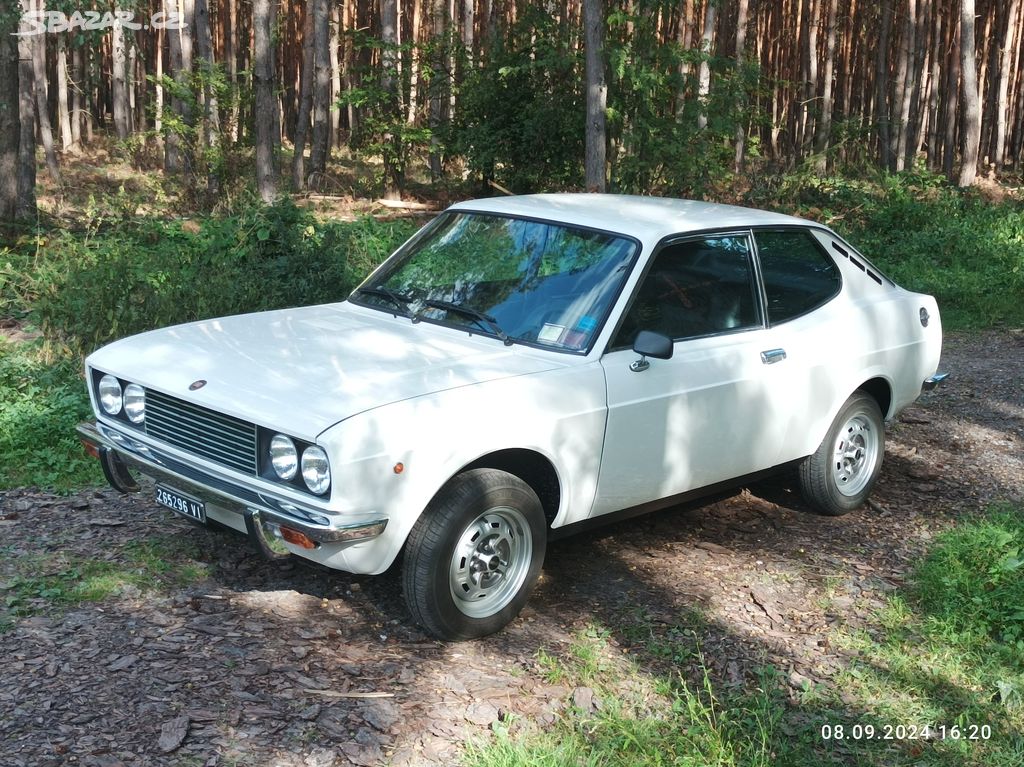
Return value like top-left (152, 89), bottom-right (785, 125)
top-left (189, 380), bottom-right (207, 391)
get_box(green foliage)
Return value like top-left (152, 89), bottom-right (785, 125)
top-left (340, 31), bottom-right (433, 195)
top-left (450, 0), bottom-right (762, 195)
top-left (605, 0), bottom-right (759, 196)
top-left (12, 200), bottom-right (415, 351)
top-left (451, 8), bottom-right (585, 192)
top-left (912, 505), bottom-right (1024, 647)
top-left (0, 339), bottom-right (99, 491)
top-left (825, 505), bottom-right (1024, 765)
top-left (151, 61), bottom-right (247, 210)
top-left (469, 626), bottom-right (783, 767)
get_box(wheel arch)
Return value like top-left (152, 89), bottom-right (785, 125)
top-left (857, 376), bottom-right (893, 420)
top-left (460, 449), bottom-right (562, 527)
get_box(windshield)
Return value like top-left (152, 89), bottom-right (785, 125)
top-left (354, 212), bottom-right (638, 353)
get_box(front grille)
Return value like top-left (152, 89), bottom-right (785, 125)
top-left (145, 390), bottom-right (258, 475)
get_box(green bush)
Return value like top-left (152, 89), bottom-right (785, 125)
top-left (912, 506), bottom-right (1024, 647)
top-left (17, 200), bottom-right (416, 351)
top-left (451, 7), bottom-right (585, 193)
top-left (0, 339), bottom-right (99, 490)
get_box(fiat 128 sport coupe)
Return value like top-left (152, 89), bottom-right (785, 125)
top-left (78, 194), bottom-right (944, 639)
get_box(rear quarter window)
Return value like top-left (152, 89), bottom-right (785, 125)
top-left (755, 229), bottom-right (841, 324)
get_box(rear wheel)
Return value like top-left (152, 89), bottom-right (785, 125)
top-left (402, 469), bottom-right (546, 640)
top-left (799, 391), bottom-right (884, 516)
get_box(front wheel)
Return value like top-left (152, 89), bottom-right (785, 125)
top-left (402, 469), bottom-right (546, 640)
top-left (799, 391), bottom-right (884, 516)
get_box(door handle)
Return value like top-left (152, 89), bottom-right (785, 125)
top-left (760, 348), bottom-right (787, 365)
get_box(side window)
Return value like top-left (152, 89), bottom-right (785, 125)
top-left (755, 229), bottom-right (841, 324)
top-left (614, 235), bottom-right (760, 347)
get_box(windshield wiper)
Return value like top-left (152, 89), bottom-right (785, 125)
top-left (423, 299), bottom-right (513, 346)
top-left (356, 286), bottom-right (418, 319)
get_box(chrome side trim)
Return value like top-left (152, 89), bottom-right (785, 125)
top-left (77, 421), bottom-right (388, 545)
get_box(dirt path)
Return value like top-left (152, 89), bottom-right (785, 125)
top-left (1, 331), bottom-right (1022, 767)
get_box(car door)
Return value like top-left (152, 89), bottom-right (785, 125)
top-left (591, 231), bottom-right (796, 517)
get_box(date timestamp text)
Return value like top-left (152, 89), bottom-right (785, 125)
top-left (820, 724), bottom-right (992, 741)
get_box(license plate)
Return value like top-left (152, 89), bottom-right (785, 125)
top-left (155, 485), bottom-right (206, 523)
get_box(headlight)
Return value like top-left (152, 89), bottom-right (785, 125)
top-left (269, 435), bottom-right (299, 480)
top-left (98, 375), bottom-right (123, 415)
top-left (301, 446), bottom-right (331, 495)
top-left (123, 384), bottom-right (146, 423)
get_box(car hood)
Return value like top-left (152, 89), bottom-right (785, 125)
top-left (86, 302), bottom-right (568, 440)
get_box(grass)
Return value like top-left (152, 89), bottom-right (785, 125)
top-left (0, 337), bottom-right (101, 491)
top-left (471, 625), bottom-right (785, 767)
top-left (468, 505), bottom-right (1024, 767)
top-left (0, 534), bottom-right (209, 632)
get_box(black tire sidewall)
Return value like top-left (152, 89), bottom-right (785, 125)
top-left (804, 392), bottom-right (885, 516)
top-left (406, 469), bottom-right (547, 640)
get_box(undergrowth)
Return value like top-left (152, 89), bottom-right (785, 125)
top-left (3, 199), bottom-right (416, 352)
top-left (0, 338), bottom-right (99, 490)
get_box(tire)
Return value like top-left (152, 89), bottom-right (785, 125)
top-left (799, 391), bottom-right (884, 516)
top-left (402, 468), bottom-right (547, 640)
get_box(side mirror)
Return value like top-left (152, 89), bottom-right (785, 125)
top-left (630, 330), bottom-right (673, 372)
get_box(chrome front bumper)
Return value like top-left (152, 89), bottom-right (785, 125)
top-left (77, 421), bottom-right (388, 547)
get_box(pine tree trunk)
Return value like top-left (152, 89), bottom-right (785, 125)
top-left (154, 24), bottom-right (163, 150)
top-left (16, 0), bottom-right (35, 218)
top-left (943, 12), bottom-right (961, 179)
top-left (165, 0), bottom-right (195, 175)
top-left (995, 0), bottom-right (1021, 168)
top-left (800, 0), bottom-right (819, 155)
top-left (70, 44), bottom-right (82, 150)
top-left (407, 0), bottom-right (423, 124)
top-left (0, 3), bottom-right (19, 221)
top-left (894, 0), bottom-right (918, 172)
top-left (381, 0), bottom-right (402, 198)
top-left (226, 0), bottom-right (240, 142)
top-left (582, 0), bottom-right (607, 191)
top-left (875, 0), bottom-right (894, 168)
top-left (292, 5), bottom-right (314, 190)
top-left (429, 0), bottom-right (447, 178)
top-left (734, 0), bottom-right (751, 172)
top-left (112, 10), bottom-right (130, 140)
top-left (462, 0), bottom-right (475, 67)
top-left (309, 0), bottom-right (331, 181)
top-left (194, 0), bottom-right (221, 197)
top-left (814, 0), bottom-right (839, 171)
top-left (31, 0), bottom-right (59, 183)
top-left (675, 0), bottom-right (694, 115)
top-left (330, 4), bottom-right (341, 146)
top-left (56, 35), bottom-right (73, 153)
top-left (696, 0), bottom-right (716, 130)
top-left (958, 0), bottom-right (981, 186)
top-left (254, 0), bottom-right (278, 201)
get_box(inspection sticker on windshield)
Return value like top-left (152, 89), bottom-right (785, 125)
top-left (538, 323), bottom-right (565, 343)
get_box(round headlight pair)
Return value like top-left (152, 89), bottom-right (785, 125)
top-left (98, 375), bottom-right (145, 424)
top-left (269, 435), bottom-right (331, 495)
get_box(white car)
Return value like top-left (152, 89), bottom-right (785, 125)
top-left (78, 194), bottom-right (944, 639)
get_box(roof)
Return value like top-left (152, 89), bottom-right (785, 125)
top-left (448, 193), bottom-right (814, 245)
